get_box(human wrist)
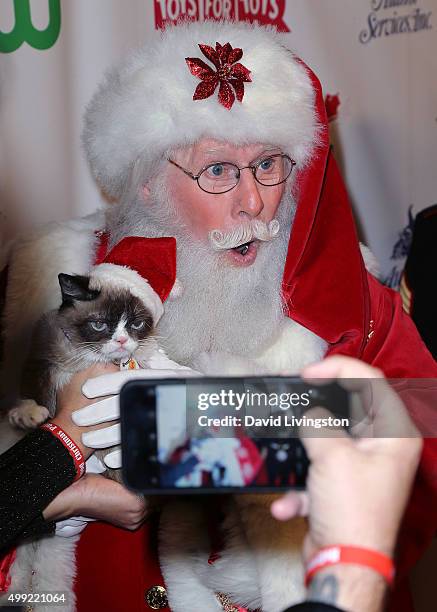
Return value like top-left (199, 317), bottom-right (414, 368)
top-left (40, 421), bottom-right (87, 477)
top-left (306, 564), bottom-right (386, 612)
top-left (48, 416), bottom-right (93, 459)
top-left (42, 488), bottom-right (76, 521)
top-left (42, 473), bottom-right (95, 521)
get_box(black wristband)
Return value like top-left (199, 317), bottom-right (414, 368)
top-left (0, 428), bottom-right (76, 552)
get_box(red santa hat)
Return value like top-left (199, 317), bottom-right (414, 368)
top-left (83, 21), bottom-right (320, 199)
top-left (89, 236), bottom-right (181, 325)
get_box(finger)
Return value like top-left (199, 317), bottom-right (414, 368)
top-left (302, 357), bottom-right (415, 438)
top-left (302, 355), bottom-right (384, 380)
top-left (55, 520), bottom-right (89, 537)
top-left (104, 449), bottom-right (122, 469)
top-left (363, 378), bottom-right (419, 438)
top-left (85, 455), bottom-right (107, 474)
top-left (302, 358), bottom-right (375, 426)
top-left (56, 525), bottom-right (88, 537)
top-left (271, 492), bottom-right (309, 520)
top-left (82, 423), bottom-right (120, 449)
top-left (73, 396), bottom-right (119, 426)
top-left (82, 369), bottom-right (200, 399)
top-left (299, 407), bottom-right (351, 462)
top-left (56, 518), bottom-right (88, 529)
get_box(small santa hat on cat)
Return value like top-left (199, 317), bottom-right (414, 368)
top-left (89, 236), bottom-right (181, 325)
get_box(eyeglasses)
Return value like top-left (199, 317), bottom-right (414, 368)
top-left (168, 154), bottom-right (296, 195)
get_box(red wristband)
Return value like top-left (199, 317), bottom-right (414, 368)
top-left (305, 545), bottom-right (395, 588)
top-left (40, 423), bottom-right (85, 480)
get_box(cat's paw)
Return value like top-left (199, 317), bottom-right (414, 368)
top-left (8, 399), bottom-right (50, 429)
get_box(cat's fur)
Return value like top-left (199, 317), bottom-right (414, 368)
top-left (8, 273), bottom-right (156, 479)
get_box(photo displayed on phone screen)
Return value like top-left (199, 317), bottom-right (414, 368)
top-left (121, 377), bottom-right (350, 493)
top-left (156, 383), bottom-right (310, 489)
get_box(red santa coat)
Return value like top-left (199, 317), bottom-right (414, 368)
top-left (72, 65), bottom-right (437, 612)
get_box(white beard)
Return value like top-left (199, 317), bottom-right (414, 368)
top-left (106, 183), bottom-right (327, 612)
top-left (108, 180), bottom-right (297, 366)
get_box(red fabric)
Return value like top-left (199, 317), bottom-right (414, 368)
top-left (72, 63), bottom-right (437, 612)
top-left (99, 236), bottom-right (177, 303)
top-left (281, 67), bottom-right (437, 612)
top-left (0, 548), bottom-right (16, 593)
top-left (75, 518), bottom-right (169, 612)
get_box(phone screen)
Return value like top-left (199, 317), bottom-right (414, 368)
top-left (120, 377), bottom-right (350, 494)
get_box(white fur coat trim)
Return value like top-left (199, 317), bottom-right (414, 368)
top-left (0, 535), bottom-right (78, 612)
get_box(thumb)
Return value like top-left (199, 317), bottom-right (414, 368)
top-left (299, 407), bottom-right (352, 462)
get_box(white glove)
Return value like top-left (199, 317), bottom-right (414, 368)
top-left (72, 348), bottom-right (202, 469)
top-left (55, 516), bottom-right (93, 538)
top-left (54, 456), bottom-right (106, 537)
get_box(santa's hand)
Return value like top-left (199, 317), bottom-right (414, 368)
top-left (80, 365), bottom-right (201, 400)
top-left (72, 395), bottom-right (121, 460)
top-left (73, 359), bottom-right (201, 462)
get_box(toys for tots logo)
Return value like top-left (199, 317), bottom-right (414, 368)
top-left (154, 0), bottom-right (290, 32)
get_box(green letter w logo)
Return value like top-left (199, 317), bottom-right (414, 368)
top-left (0, 0), bottom-right (61, 53)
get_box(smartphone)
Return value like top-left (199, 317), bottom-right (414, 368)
top-left (120, 376), bottom-right (350, 494)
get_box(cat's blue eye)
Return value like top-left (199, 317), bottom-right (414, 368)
top-left (131, 321), bottom-right (145, 330)
top-left (89, 321), bottom-right (108, 332)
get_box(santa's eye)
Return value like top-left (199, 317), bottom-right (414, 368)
top-left (206, 164), bottom-right (225, 178)
top-left (131, 320), bottom-right (145, 330)
top-left (89, 321), bottom-right (107, 332)
top-left (259, 158), bottom-right (274, 171)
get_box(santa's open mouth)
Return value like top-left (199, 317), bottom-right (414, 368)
top-left (232, 240), bottom-right (254, 256)
top-left (227, 240), bottom-right (258, 266)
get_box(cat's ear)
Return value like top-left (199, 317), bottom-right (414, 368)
top-left (58, 274), bottom-right (99, 305)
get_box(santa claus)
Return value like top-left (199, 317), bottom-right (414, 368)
top-left (1, 20), bottom-right (436, 612)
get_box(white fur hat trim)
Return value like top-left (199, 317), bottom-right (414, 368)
top-left (83, 21), bottom-right (320, 198)
top-left (89, 263), bottom-right (164, 324)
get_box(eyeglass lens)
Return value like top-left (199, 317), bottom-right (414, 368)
top-left (198, 155), bottom-right (294, 194)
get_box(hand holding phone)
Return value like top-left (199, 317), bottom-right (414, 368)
top-left (120, 376), bottom-right (350, 494)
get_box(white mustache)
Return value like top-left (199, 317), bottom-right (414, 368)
top-left (209, 219), bottom-right (280, 251)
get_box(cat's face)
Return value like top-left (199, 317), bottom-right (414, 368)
top-left (58, 274), bottom-right (154, 363)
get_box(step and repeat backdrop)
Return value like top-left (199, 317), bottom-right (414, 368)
top-left (0, 0), bottom-right (436, 285)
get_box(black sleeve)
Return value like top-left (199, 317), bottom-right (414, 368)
top-left (0, 427), bottom-right (77, 554)
top-left (284, 604), bottom-right (345, 612)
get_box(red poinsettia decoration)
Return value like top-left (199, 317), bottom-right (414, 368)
top-left (185, 42), bottom-right (252, 110)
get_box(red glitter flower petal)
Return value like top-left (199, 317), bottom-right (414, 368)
top-left (185, 57), bottom-right (216, 80)
top-left (193, 78), bottom-right (219, 101)
top-left (218, 80), bottom-right (235, 110)
top-left (199, 44), bottom-right (221, 69)
top-left (228, 47), bottom-right (243, 65)
top-left (217, 42), bottom-right (232, 64)
top-left (187, 41), bottom-right (252, 110)
top-left (229, 79), bottom-right (245, 103)
top-left (231, 63), bottom-right (252, 82)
